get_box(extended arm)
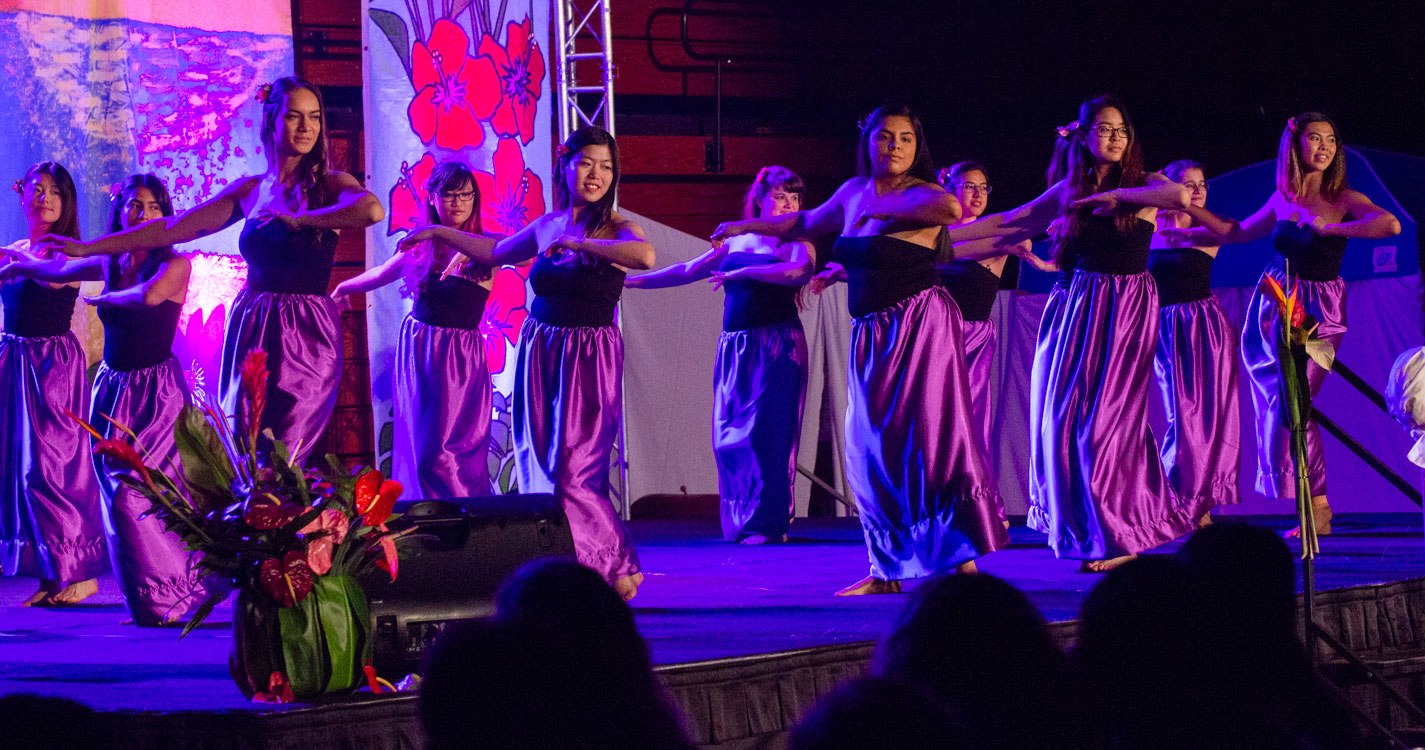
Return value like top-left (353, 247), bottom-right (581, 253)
top-left (400, 225), bottom-right (503, 266)
top-left (550, 217), bottom-right (656, 269)
top-left (709, 241), bottom-right (815, 287)
top-left (944, 180), bottom-right (1066, 243)
top-left (1324, 190), bottom-right (1402, 239)
top-left (1071, 173), bottom-right (1190, 215)
top-left (39, 177), bottom-right (258, 257)
top-left (331, 250), bottom-right (411, 299)
top-left (710, 179), bottom-right (855, 245)
top-left (624, 245), bottom-right (726, 289)
top-left (276, 171), bottom-right (385, 230)
top-left (0, 256), bottom-right (105, 284)
top-left (856, 183), bottom-right (962, 228)
top-left (86, 256), bottom-right (191, 308)
top-left (1163, 198), bottom-right (1277, 246)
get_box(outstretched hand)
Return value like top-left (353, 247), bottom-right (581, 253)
top-left (709, 221), bottom-right (749, 249)
top-left (32, 234), bottom-right (90, 257)
top-left (1006, 241), bottom-right (1057, 273)
top-left (82, 292), bottom-right (114, 307)
top-left (810, 262), bottom-right (846, 294)
top-left (397, 225), bottom-right (442, 254)
top-left (1289, 209), bottom-right (1332, 235)
top-left (707, 268), bottom-right (743, 291)
top-left (1069, 191), bottom-right (1119, 216)
top-left (254, 208), bottom-right (303, 232)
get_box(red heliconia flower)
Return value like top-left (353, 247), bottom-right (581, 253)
top-left (1291, 296), bottom-right (1307, 328)
top-left (479, 265), bottom-right (529, 375)
top-left (473, 138), bottom-right (545, 236)
top-left (93, 438), bottom-right (153, 487)
top-left (353, 470), bottom-right (402, 527)
top-left (409, 19), bottom-right (501, 151)
top-left (258, 550), bottom-right (314, 607)
top-left (387, 153), bottom-right (436, 236)
top-left (300, 508), bottom-right (350, 575)
top-left (239, 348), bottom-right (269, 449)
top-left (479, 16), bottom-right (546, 145)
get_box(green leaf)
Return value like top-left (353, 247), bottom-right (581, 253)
top-left (278, 592), bottom-right (326, 697)
top-left (172, 405), bottom-right (237, 509)
top-left (313, 576), bottom-right (361, 692)
top-left (178, 587), bottom-right (232, 639)
top-left (368, 9), bottom-right (412, 77)
top-left (1304, 339), bottom-right (1336, 372)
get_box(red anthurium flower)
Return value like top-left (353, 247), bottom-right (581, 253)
top-left (479, 16), bottom-right (546, 145)
top-left (300, 509), bottom-right (350, 575)
top-left (409, 19), bottom-right (501, 150)
top-left (239, 349), bottom-right (269, 448)
top-left (364, 480), bottom-right (402, 528)
top-left (252, 671), bottom-right (295, 703)
top-left (479, 265), bottom-right (529, 375)
top-left (242, 498), bottom-right (303, 530)
top-left (372, 529), bottom-right (399, 581)
top-left (353, 470), bottom-right (382, 514)
top-left (387, 153), bottom-right (436, 236)
top-left (473, 138), bottom-right (545, 236)
top-left (93, 438), bottom-right (153, 487)
top-left (259, 550), bottom-right (314, 607)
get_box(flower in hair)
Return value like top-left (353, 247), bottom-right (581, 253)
top-left (555, 143), bottom-right (570, 158)
top-left (11, 179), bottom-right (20, 194)
top-left (1287, 116), bottom-right (1300, 134)
top-left (1056, 120), bottom-right (1080, 139)
top-left (256, 83), bottom-right (273, 103)
top-left (857, 116), bottom-right (869, 132)
top-left (109, 182), bottom-right (124, 198)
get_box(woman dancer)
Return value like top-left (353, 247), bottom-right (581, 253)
top-left (1148, 160), bottom-right (1240, 525)
top-left (3, 174), bottom-right (200, 624)
top-left (39, 77), bottom-right (384, 464)
top-left (332, 161), bottom-right (498, 500)
top-left (714, 106), bottom-right (1010, 595)
top-left (1160, 113), bottom-right (1399, 536)
top-left (0, 162), bottom-right (105, 606)
top-left (428, 127), bottom-right (653, 601)
top-left (947, 96), bottom-right (1198, 571)
top-left (625, 166), bottom-right (812, 544)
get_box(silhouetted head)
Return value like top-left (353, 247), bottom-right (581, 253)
top-left (790, 676), bottom-right (966, 750)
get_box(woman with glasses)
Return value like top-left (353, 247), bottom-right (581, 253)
top-left (713, 106), bottom-right (1010, 595)
top-left (1160, 113), bottom-right (1400, 538)
top-left (947, 96), bottom-right (1198, 572)
top-left (1147, 160), bottom-right (1240, 526)
top-left (625, 166), bottom-right (812, 545)
top-left (333, 161), bottom-right (501, 500)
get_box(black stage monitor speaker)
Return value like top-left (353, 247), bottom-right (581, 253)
top-left (358, 493), bottom-right (575, 680)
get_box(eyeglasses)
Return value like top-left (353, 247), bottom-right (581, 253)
top-left (1093, 125), bottom-right (1129, 140)
top-left (958, 183), bottom-right (992, 195)
top-left (439, 191), bottom-right (476, 204)
top-left (1181, 181), bottom-right (1208, 192)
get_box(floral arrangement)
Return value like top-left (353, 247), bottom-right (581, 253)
top-left (1260, 272), bottom-right (1335, 557)
top-left (72, 348), bottom-right (406, 698)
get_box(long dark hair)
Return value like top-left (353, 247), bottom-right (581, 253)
top-left (856, 105), bottom-right (936, 184)
top-left (108, 173), bottom-right (176, 265)
top-left (554, 126), bottom-right (620, 239)
top-left (1046, 95), bottom-right (1146, 267)
top-left (15, 161), bottom-right (80, 240)
top-left (1277, 111), bottom-right (1347, 204)
top-left (403, 160), bottom-right (491, 296)
top-left (260, 76), bottom-right (331, 210)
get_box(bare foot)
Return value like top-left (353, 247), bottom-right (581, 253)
top-left (21, 580), bottom-right (59, 607)
top-left (1197, 512), bottom-right (1213, 528)
top-left (955, 560), bottom-right (979, 575)
top-left (739, 534), bottom-right (788, 545)
top-left (1286, 496), bottom-right (1332, 539)
top-left (46, 578), bottom-right (98, 606)
top-left (612, 572), bottom-right (644, 602)
top-left (834, 576), bottom-right (902, 596)
top-left (1080, 555), bottom-right (1137, 573)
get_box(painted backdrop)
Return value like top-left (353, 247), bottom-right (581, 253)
top-left (363, 0), bottom-right (551, 491)
top-left (0, 0), bottom-right (292, 397)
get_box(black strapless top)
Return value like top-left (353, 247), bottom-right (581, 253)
top-left (412, 274), bottom-right (490, 330)
top-left (1, 279), bottom-right (78, 337)
top-left (238, 220), bottom-right (338, 295)
top-left (1062, 215), bottom-right (1155, 275)
top-left (719, 252), bottom-right (800, 331)
top-left (1148, 249), bottom-right (1215, 306)
top-left (99, 255), bottom-right (182, 370)
top-left (528, 252), bottom-right (626, 327)
top-left (937, 260), bottom-right (999, 322)
top-left (831, 235), bottom-right (939, 318)
top-left (1272, 221), bottom-right (1348, 281)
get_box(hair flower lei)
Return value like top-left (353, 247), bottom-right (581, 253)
top-left (1287, 116), bottom-right (1300, 134)
top-left (256, 83), bottom-right (273, 103)
top-left (1056, 120), bottom-right (1081, 139)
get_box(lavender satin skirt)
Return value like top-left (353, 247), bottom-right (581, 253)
top-left (394, 316), bottom-right (492, 500)
top-left (1241, 264), bottom-right (1346, 498)
top-left (0, 332), bottom-right (106, 581)
top-left (714, 319), bottom-right (808, 541)
top-left (1037, 271), bottom-right (1197, 559)
top-left (92, 357), bottom-right (202, 624)
top-left (961, 319), bottom-right (997, 459)
top-left (846, 286), bottom-right (1008, 580)
top-left (1153, 296), bottom-right (1241, 515)
top-left (220, 289), bottom-right (341, 466)
top-left (513, 318), bottom-right (639, 582)
top-left (1027, 284), bottom-right (1067, 532)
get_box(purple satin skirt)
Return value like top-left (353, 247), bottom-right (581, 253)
top-left (1027, 284), bottom-right (1067, 533)
top-left (846, 286), bottom-right (1008, 580)
top-left (513, 318), bottom-right (640, 582)
top-left (713, 319), bottom-right (808, 541)
top-left (1241, 264), bottom-right (1346, 498)
top-left (961, 319), bottom-right (997, 460)
top-left (1037, 271), bottom-right (1197, 559)
top-left (92, 357), bottom-right (203, 624)
top-left (394, 316), bottom-right (492, 500)
top-left (220, 289), bottom-right (341, 466)
top-left (1153, 296), bottom-right (1241, 516)
top-left (0, 331), bottom-right (106, 582)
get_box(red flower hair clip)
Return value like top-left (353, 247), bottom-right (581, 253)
top-left (555, 143), bottom-right (570, 159)
top-left (256, 83), bottom-right (273, 103)
top-left (109, 182), bottom-right (124, 198)
top-left (1287, 116), bottom-right (1300, 134)
top-left (1056, 120), bottom-right (1081, 139)
top-left (10, 179), bottom-right (20, 194)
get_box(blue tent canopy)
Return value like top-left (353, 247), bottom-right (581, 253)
top-left (1018, 146), bottom-right (1421, 292)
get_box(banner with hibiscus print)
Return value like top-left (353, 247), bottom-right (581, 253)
top-left (364, 0), bottom-right (550, 491)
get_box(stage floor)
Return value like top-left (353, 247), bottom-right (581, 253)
top-left (0, 514), bottom-right (1420, 713)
